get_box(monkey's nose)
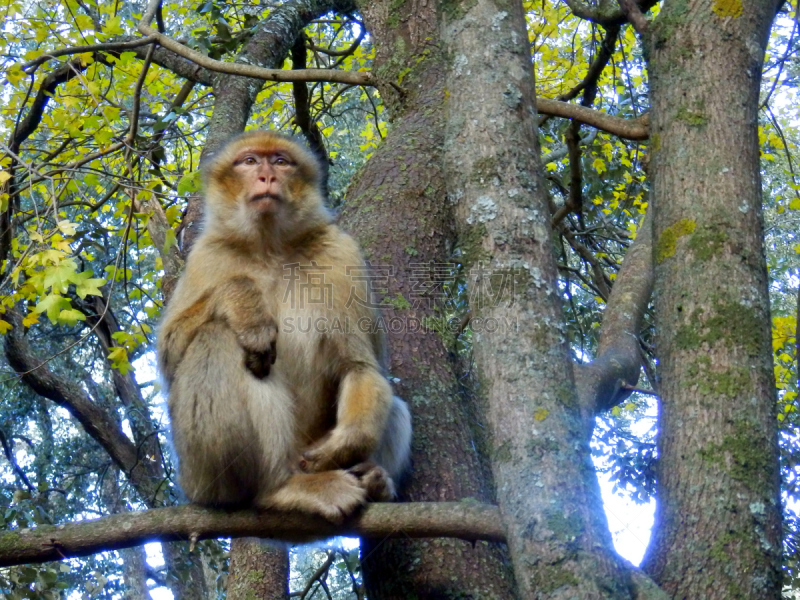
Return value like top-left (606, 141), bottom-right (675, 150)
top-left (258, 166), bottom-right (276, 182)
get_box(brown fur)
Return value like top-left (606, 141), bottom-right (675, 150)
top-left (157, 131), bottom-right (411, 521)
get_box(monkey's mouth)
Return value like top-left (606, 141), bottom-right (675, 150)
top-left (249, 193), bottom-right (281, 213)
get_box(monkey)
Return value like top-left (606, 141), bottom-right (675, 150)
top-left (157, 131), bottom-right (411, 523)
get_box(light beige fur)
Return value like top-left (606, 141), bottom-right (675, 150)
top-left (157, 131), bottom-right (411, 522)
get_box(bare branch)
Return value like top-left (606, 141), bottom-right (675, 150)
top-left (136, 25), bottom-right (375, 87)
top-left (21, 36), bottom-right (159, 73)
top-left (538, 98), bottom-right (649, 140)
top-left (0, 502), bottom-right (505, 567)
top-left (574, 209), bottom-right (654, 420)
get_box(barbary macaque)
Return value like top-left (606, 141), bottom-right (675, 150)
top-left (157, 131), bottom-right (411, 522)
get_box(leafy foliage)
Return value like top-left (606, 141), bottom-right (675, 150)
top-left (0, 0), bottom-right (798, 596)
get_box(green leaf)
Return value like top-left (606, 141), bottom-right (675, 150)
top-left (164, 229), bottom-right (177, 254)
top-left (57, 309), bottom-right (86, 327)
top-left (165, 205), bottom-right (182, 225)
top-left (34, 295), bottom-right (70, 324)
top-left (177, 171), bottom-right (201, 196)
top-left (43, 261), bottom-right (78, 294)
top-left (74, 271), bottom-right (106, 298)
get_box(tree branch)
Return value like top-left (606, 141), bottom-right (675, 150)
top-left (537, 98), bottom-right (649, 140)
top-left (9, 59), bottom-right (86, 153)
top-left (2, 309), bottom-right (162, 498)
top-left (135, 25), bottom-right (374, 87)
top-left (0, 502), bottom-right (505, 567)
top-left (574, 209), bottom-right (654, 421)
top-left (617, 0), bottom-right (649, 34)
top-left (21, 36), bottom-right (159, 73)
top-left (557, 25), bottom-right (620, 103)
top-left (0, 500), bottom-right (668, 599)
top-left (561, 0), bottom-right (658, 27)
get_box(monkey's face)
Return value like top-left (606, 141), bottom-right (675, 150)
top-left (231, 147), bottom-right (296, 217)
top-left (202, 132), bottom-right (326, 243)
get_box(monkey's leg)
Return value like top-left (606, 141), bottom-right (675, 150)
top-left (213, 275), bottom-right (277, 378)
top-left (300, 368), bottom-right (393, 472)
top-left (169, 320), bottom-right (297, 507)
top-left (158, 294), bottom-right (211, 382)
top-left (370, 397), bottom-right (412, 482)
top-left (257, 470), bottom-right (367, 524)
top-left (349, 398), bottom-right (412, 502)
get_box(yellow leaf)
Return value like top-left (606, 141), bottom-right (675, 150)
top-left (74, 14), bottom-right (94, 30)
top-left (6, 64), bottom-right (24, 86)
top-left (592, 157), bottom-right (606, 174)
top-left (57, 220), bottom-right (77, 236)
top-left (534, 409), bottom-right (549, 421)
top-left (22, 312), bottom-right (39, 328)
top-left (0, 320), bottom-right (11, 334)
top-left (103, 15), bottom-right (123, 36)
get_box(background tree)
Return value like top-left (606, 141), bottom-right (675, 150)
top-left (0, 0), bottom-right (798, 599)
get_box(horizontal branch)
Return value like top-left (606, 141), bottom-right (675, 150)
top-left (537, 97), bottom-right (649, 140)
top-left (22, 36), bottom-right (159, 73)
top-left (136, 24), bottom-right (375, 86)
top-left (0, 502), bottom-right (505, 567)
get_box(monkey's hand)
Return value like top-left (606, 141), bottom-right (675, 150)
top-left (349, 462), bottom-right (396, 501)
top-left (237, 320), bottom-right (278, 379)
top-left (299, 427), bottom-right (374, 473)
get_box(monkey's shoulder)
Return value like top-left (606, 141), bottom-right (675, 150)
top-left (291, 223), bottom-right (364, 266)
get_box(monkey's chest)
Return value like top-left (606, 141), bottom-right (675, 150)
top-left (273, 311), bottom-right (340, 444)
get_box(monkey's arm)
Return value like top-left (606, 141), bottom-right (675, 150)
top-left (158, 293), bottom-right (212, 383)
top-left (212, 276), bottom-right (278, 378)
top-left (159, 275), bottom-right (276, 381)
top-left (301, 363), bottom-right (394, 472)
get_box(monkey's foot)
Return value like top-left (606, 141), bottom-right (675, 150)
top-left (258, 470), bottom-right (366, 524)
top-left (238, 322), bottom-right (277, 379)
top-left (349, 462), bottom-right (396, 501)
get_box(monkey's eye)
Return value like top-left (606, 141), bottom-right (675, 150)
top-left (271, 155), bottom-right (292, 166)
top-left (242, 156), bottom-right (259, 165)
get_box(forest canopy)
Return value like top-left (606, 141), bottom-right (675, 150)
top-left (0, 0), bottom-right (799, 598)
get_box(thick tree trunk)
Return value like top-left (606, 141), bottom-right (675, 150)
top-left (227, 539), bottom-right (288, 600)
top-left (641, 1), bottom-right (782, 598)
top-left (161, 542), bottom-right (210, 599)
top-left (120, 547), bottom-right (152, 600)
top-left (442, 1), bottom-right (632, 597)
top-left (342, 1), bottom-right (516, 597)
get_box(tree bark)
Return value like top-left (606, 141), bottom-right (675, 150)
top-left (227, 539), bottom-right (289, 600)
top-left (442, 0), bottom-right (632, 597)
top-left (120, 547), bottom-right (153, 600)
top-left (332, 4), bottom-right (518, 596)
top-left (641, 1), bottom-right (783, 598)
